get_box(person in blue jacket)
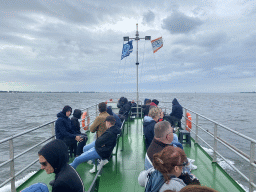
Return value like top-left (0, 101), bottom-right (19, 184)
top-left (70, 116), bottom-right (121, 173)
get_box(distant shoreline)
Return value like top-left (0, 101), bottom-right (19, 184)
top-left (0, 91), bottom-right (96, 93)
top-left (240, 92), bottom-right (256, 93)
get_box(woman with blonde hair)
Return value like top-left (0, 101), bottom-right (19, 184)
top-left (138, 146), bottom-right (187, 192)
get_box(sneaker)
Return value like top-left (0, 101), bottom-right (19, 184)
top-left (89, 164), bottom-right (102, 173)
top-left (101, 159), bottom-right (109, 166)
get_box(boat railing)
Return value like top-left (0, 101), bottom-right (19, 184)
top-left (161, 102), bottom-right (255, 192)
top-left (0, 103), bottom-right (100, 192)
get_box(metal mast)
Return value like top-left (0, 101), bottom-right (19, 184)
top-left (123, 24), bottom-right (151, 117)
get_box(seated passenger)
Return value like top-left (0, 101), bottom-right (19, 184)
top-left (90, 102), bottom-right (109, 139)
top-left (70, 116), bottom-right (121, 173)
top-left (179, 185), bottom-right (218, 192)
top-left (169, 98), bottom-right (183, 128)
top-left (142, 99), bottom-right (152, 116)
top-left (118, 97), bottom-right (131, 121)
top-left (138, 146), bottom-right (187, 192)
top-left (107, 106), bottom-right (122, 128)
top-left (71, 109), bottom-right (88, 156)
top-left (145, 121), bottom-right (181, 170)
top-left (39, 139), bottom-right (84, 192)
top-left (143, 107), bottom-right (160, 150)
top-left (55, 106), bottom-right (83, 157)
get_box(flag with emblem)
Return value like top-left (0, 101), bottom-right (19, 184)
top-left (151, 37), bottom-right (163, 53)
top-left (121, 40), bottom-right (133, 60)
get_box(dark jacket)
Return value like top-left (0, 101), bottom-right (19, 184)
top-left (95, 125), bottom-right (121, 159)
top-left (38, 140), bottom-right (84, 192)
top-left (107, 106), bottom-right (122, 128)
top-left (170, 98), bottom-right (183, 120)
top-left (55, 112), bottom-right (76, 140)
top-left (71, 109), bottom-right (82, 134)
top-left (143, 120), bottom-right (157, 150)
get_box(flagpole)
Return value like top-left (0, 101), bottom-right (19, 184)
top-left (135, 24), bottom-right (139, 118)
top-left (123, 24), bottom-right (151, 118)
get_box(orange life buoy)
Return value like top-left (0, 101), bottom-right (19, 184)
top-left (81, 112), bottom-right (90, 130)
top-left (186, 112), bottom-right (192, 131)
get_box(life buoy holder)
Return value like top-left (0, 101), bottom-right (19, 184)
top-left (186, 112), bottom-right (192, 131)
top-left (82, 111), bottom-right (90, 130)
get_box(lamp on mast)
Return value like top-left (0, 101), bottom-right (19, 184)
top-left (123, 24), bottom-right (151, 118)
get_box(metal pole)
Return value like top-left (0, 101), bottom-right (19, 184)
top-left (184, 108), bottom-right (187, 130)
top-left (249, 142), bottom-right (255, 192)
top-left (195, 114), bottom-right (198, 144)
top-left (9, 138), bottom-right (16, 192)
top-left (213, 123), bottom-right (217, 163)
top-left (51, 122), bottom-right (55, 140)
top-left (136, 24), bottom-right (139, 118)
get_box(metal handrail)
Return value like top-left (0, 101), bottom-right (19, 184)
top-left (179, 107), bottom-right (256, 192)
top-left (0, 103), bottom-right (98, 191)
top-left (162, 105), bottom-right (255, 191)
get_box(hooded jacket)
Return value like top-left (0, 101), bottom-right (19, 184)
top-left (95, 125), bottom-right (121, 159)
top-left (143, 118), bottom-right (157, 150)
top-left (38, 139), bottom-right (84, 192)
top-left (107, 106), bottom-right (122, 128)
top-left (71, 109), bottom-right (82, 134)
top-left (55, 111), bottom-right (76, 140)
top-left (170, 98), bottom-right (183, 120)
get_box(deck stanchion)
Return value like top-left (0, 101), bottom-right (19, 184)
top-left (184, 108), bottom-right (187, 130)
top-left (96, 104), bottom-right (98, 117)
top-left (249, 142), bottom-right (255, 192)
top-left (9, 138), bottom-right (16, 192)
top-left (195, 114), bottom-right (199, 144)
top-left (213, 123), bottom-right (218, 163)
top-left (51, 122), bottom-right (55, 140)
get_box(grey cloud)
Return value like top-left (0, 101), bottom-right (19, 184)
top-left (162, 11), bottom-right (203, 34)
top-left (143, 10), bottom-right (155, 24)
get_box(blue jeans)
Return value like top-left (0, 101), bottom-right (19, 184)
top-left (70, 141), bottom-right (101, 169)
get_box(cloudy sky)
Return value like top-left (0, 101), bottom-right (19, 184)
top-left (0, 0), bottom-right (255, 92)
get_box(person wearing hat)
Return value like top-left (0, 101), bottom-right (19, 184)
top-left (30, 139), bottom-right (84, 192)
top-left (55, 106), bottom-right (83, 154)
top-left (70, 115), bottom-right (121, 173)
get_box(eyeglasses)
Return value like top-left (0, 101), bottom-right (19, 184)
top-left (39, 161), bottom-right (48, 166)
top-left (177, 161), bottom-right (188, 167)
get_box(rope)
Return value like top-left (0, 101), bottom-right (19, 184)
top-left (139, 41), bottom-right (146, 91)
top-left (115, 46), bottom-right (123, 93)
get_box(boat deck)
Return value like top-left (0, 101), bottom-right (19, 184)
top-left (17, 118), bottom-right (244, 192)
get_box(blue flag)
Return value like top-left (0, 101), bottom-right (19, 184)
top-left (121, 40), bottom-right (133, 60)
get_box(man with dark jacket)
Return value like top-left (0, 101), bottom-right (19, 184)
top-left (70, 116), bottom-right (121, 173)
top-left (169, 98), bottom-right (183, 128)
top-left (143, 107), bottom-right (160, 150)
top-left (106, 106), bottom-right (122, 128)
top-left (38, 139), bottom-right (84, 192)
top-left (55, 106), bottom-right (83, 156)
top-left (71, 109), bottom-right (88, 156)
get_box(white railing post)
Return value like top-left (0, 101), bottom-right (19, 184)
top-left (249, 142), bottom-right (255, 192)
top-left (51, 122), bottom-right (55, 140)
top-left (184, 108), bottom-right (187, 130)
top-left (9, 138), bottom-right (16, 192)
top-left (87, 107), bottom-right (89, 127)
top-left (195, 114), bottom-right (199, 144)
top-left (213, 123), bottom-right (217, 163)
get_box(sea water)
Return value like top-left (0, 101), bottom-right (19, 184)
top-left (0, 92), bottom-right (255, 191)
